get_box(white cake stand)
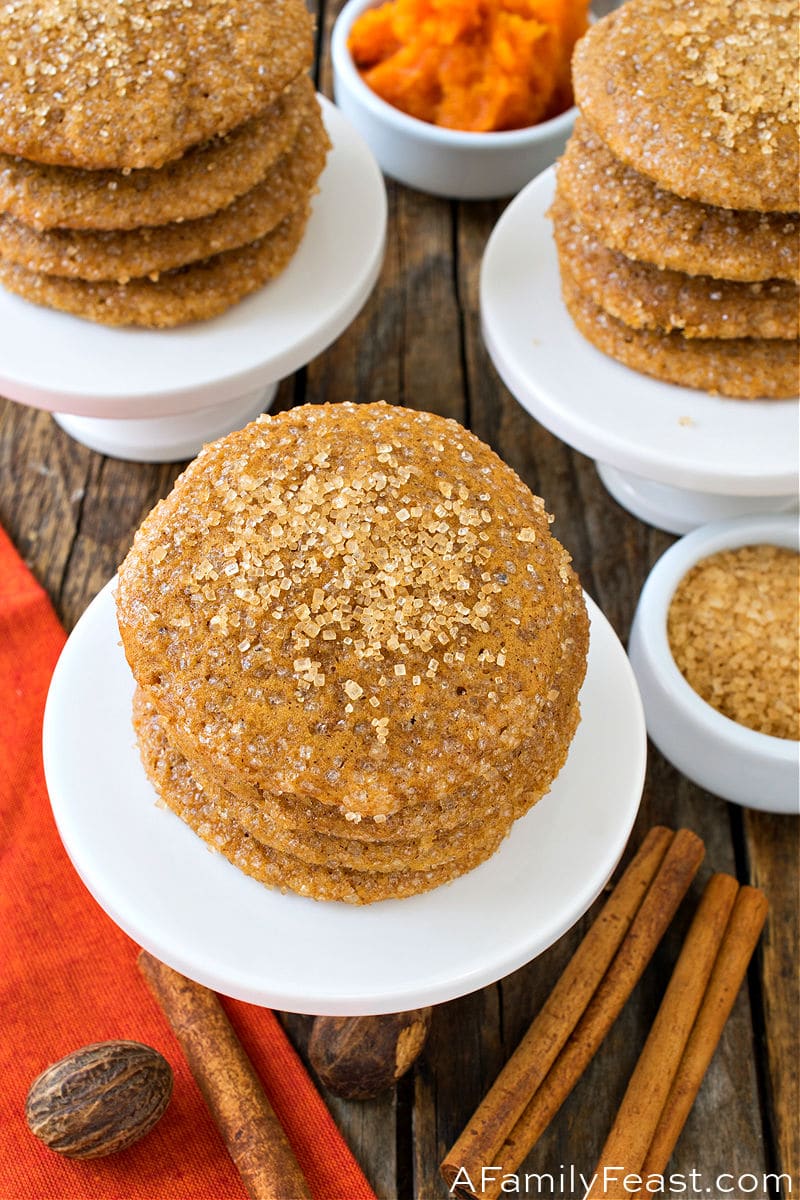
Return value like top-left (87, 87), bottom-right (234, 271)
top-left (480, 168), bottom-right (799, 534)
top-left (0, 98), bottom-right (387, 462)
top-left (43, 580), bottom-right (646, 1016)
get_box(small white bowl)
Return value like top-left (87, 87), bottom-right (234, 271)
top-left (331, 0), bottom-right (578, 200)
top-left (628, 514), bottom-right (799, 815)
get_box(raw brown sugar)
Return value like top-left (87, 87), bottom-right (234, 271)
top-left (667, 544), bottom-right (800, 740)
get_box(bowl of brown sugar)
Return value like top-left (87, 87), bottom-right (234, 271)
top-left (629, 514), bottom-right (799, 814)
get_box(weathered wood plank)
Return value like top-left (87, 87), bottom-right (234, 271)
top-left (743, 810), bottom-right (800, 1196)
top-left (0, 402), bottom-right (93, 613)
top-left (413, 987), bottom-right (503, 1200)
top-left (281, 1012), bottom-right (399, 1199)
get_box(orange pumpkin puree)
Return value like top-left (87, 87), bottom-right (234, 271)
top-left (348, 0), bottom-right (590, 132)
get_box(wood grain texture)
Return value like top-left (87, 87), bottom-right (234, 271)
top-left (743, 811), bottom-right (800, 1197)
top-left (0, 0), bottom-right (795, 1195)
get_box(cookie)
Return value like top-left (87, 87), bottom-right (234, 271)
top-left (121, 405), bottom-right (588, 902)
top-left (572, 0), bottom-right (799, 211)
top-left (560, 265), bottom-right (799, 399)
top-left (134, 691), bottom-right (512, 904)
top-left (134, 687), bottom-right (574, 878)
top-left (0, 104), bottom-right (329, 281)
top-left (557, 119), bottom-right (800, 284)
top-left (0, 0), bottom-right (314, 169)
top-left (117, 403), bottom-right (588, 819)
top-left (0, 74), bottom-right (316, 232)
top-left (551, 193), bottom-right (800, 340)
top-left (0, 204), bottom-right (310, 327)
top-left (143, 674), bottom-right (580, 845)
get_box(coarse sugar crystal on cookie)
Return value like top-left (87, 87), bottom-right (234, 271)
top-left (559, 265), bottom-right (800, 400)
top-left (572, 0), bottom-right (799, 212)
top-left (0, 105), bottom-right (330, 282)
top-left (0, 204), bottom-right (311, 327)
top-left (550, 193), bottom-right (800, 341)
top-left (0, 0), bottom-right (314, 170)
top-left (116, 403), bottom-right (589, 821)
top-left (0, 74), bottom-right (317, 232)
top-left (556, 119), bottom-right (800, 284)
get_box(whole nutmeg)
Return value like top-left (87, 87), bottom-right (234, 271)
top-left (308, 1009), bottom-right (432, 1100)
top-left (25, 1040), bottom-right (173, 1159)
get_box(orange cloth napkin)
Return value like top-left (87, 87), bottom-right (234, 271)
top-left (0, 524), bottom-right (376, 1200)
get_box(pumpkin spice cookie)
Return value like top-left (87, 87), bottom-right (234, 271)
top-left (572, 0), bottom-right (799, 212)
top-left (134, 688), bottom-right (511, 904)
top-left (119, 404), bottom-right (588, 902)
top-left (142, 674), bottom-right (580, 845)
top-left (133, 688), bottom-right (575, 879)
top-left (0, 107), bottom-right (329, 281)
top-left (0, 74), bottom-right (317, 232)
top-left (0, 204), bottom-right (311, 327)
top-left (557, 119), bottom-right (800, 284)
top-left (0, 0), bottom-right (314, 170)
top-left (551, 194), bottom-right (800, 341)
top-left (559, 266), bottom-right (800, 400)
top-left (116, 403), bottom-right (588, 822)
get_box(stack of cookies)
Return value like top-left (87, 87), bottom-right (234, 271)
top-left (0, 0), bottom-right (329, 327)
top-left (550, 0), bottom-right (799, 399)
top-left (116, 403), bottom-right (589, 904)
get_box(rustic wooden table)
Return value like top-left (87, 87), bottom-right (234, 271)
top-left (1, 4), bottom-right (797, 1197)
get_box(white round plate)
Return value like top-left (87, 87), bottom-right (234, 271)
top-left (43, 580), bottom-right (646, 1016)
top-left (0, 98), bottom-right (387, 420)
top-left (480, 167), bottom-right (799, 498)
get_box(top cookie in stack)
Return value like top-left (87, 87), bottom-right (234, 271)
top-left (0, 0), bottom-right (330, 327)
top-left (551, 0), bottom-right (799, 399)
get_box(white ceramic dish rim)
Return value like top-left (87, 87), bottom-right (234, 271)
top-left (635, 514), bottom-right (799, 767)
top-left (43, 579), bottom-right (646, 1014)
top-left (331, 0), bottom-right (579, 149)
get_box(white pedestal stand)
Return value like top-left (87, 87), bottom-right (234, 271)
top-left (594, 465), bottom-right (798, 535)
top-left (43, 581), bottom-right (645, 1014)
top-left (52, 385), bottom-right (278, 462)
top-left (0, 99), bottom-right (387, 463)
top-left (480, 168), bottom-right (799, 535)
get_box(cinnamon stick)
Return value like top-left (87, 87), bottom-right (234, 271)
top-left (441, 826), bottom-right (674, 1191)
top-left (635, 886), bottom-right (768, 1190)
top-left (138, 950), bottom-right (312, 1200)
top-left (443, 827), bottom-right (704, 1200)
top-left (585, 873), bottom-right (740, 1199)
